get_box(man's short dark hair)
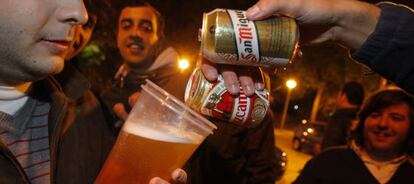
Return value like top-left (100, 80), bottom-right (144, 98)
top-left (82, 0), bottom-right (113, 43)
top-left (84, 0), bottom-right (111, 28)
top-left (342, 81), bottom-right (365, 106)
top-left (350, 89), bottom-right (414, 155)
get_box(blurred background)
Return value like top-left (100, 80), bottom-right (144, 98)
top-left (81, 0), bottom-right (413, 126)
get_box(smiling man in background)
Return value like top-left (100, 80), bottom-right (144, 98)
top-left (100, 0), bottom-right (181, 128)
top-left (294, 89), bottom-right (414, 184)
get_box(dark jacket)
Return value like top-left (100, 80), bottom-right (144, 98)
top-left (100, 64), bottom-right (179, 113)
top-left (321, 108), bottom-right (359, 150)
top-left (0, 64), bottom-right (115, 183)
top-left (293, 147), bottom-right (414, 184)
top-left (184, 114), bottom-right (277, 184)
top-left (100, 47), bottom-right (180, 114)
top-left (352, 2), bottom-right (414, 94)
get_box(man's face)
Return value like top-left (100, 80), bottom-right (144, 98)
top-left (363, 103), bottom-right (411, 156)
top-left (117, 6), bottom-right (159, 66)
top-left (0, 0), bottom-right (88, 85)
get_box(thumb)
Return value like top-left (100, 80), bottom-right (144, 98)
top-left (247, 0), bottom-right (296, 20)
top-left (149, 177), bottom-right (169, 184)
top-left (246, 0), bottom-right (278, 20)
top-left (171, 168), bottom-right (187, 184)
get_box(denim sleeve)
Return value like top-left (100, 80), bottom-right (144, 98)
top-left (352, 2), bottom-right (414, 94)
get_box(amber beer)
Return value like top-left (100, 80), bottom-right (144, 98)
top-left (95, 122), bottom-right (203, 184)
top-left (200, 9), bottom-right (299, 66)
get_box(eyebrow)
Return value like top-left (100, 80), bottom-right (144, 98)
top-left (139, 19), bottom-right (153, 26)
top-left (389, 112), bottom-right (406, 117)
top-left (120, 19), bottom-right (133, 25)
top-left (120, 18), bottom-right (153, 25)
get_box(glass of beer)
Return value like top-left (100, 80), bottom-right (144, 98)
top-left (95, 80), bottom-right (216, 184)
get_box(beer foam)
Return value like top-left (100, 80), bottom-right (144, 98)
top-left (123, 122), bottom-right (203, 144)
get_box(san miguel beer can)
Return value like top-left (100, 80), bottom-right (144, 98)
top-left (200, 9), bottom-right (299, 66)
top-left (185, 68), bottom-right (269, 128)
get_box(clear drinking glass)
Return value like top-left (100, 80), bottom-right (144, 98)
top-left (95, 80), bottom-right (216, 184)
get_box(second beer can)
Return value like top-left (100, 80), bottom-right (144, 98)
top-left (200, 9), bottom-right (299, 67)
top-left (185, 68), bottom-right (270, 128)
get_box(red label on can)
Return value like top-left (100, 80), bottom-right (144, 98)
top-left (186, 70), bottom-right (269, 128)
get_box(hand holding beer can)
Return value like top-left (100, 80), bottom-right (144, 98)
top-left (95, 80), bottom-right (217, 184)
top-left (200, 9), bottom-right (299, 67)
top-left (185, 68), bottom-right (270, 128)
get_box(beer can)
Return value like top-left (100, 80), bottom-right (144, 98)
top-left (185, 68), bottom-right (270, 128)
top-left (200, 9), bottom-right (299, 67)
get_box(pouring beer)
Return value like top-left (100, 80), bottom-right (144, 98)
top-left (95, 80), bottom-right (216, 184)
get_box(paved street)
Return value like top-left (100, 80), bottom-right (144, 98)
top-left (275, 129), bottom-right (312, 184)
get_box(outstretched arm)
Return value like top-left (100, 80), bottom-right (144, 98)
top-left (202, 0), bottom-right (381, 95)
top-left (246, 0), bottom-right (380, 50)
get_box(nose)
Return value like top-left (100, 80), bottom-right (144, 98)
top-left (132, 26), bottom-right (144, 37)
top-left (377, 116), bottom-right (389, 127)
top-left (57, 0), bottom-right (88, 25)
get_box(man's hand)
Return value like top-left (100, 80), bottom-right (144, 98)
top-left (113, 91), bottom-right (142, 121)
top-left (201, 57), bottom-right (264, 96)
top-left (113, 103), bottom-right (129, 121)
top-left (149, 169), bottom-right (187, 184)
top-left (128, 91), bottom-right (141, 107)
top-left (246, 0), bottom-right (380, 50)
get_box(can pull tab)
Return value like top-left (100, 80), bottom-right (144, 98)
top-left (198, 28), bottom-right (202, 42)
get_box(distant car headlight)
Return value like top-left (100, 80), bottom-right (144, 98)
top-left (301, 119), bottom-right (308, 124)
top-left (281, 151), bottom-right (287, 168)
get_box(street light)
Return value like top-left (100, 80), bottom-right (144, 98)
top-left (178, 58), bottom-right (190, 70)
top-left (280, 79), bottom-right (297, 129)
top-left (286, 79), bottom-right (297, 89)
